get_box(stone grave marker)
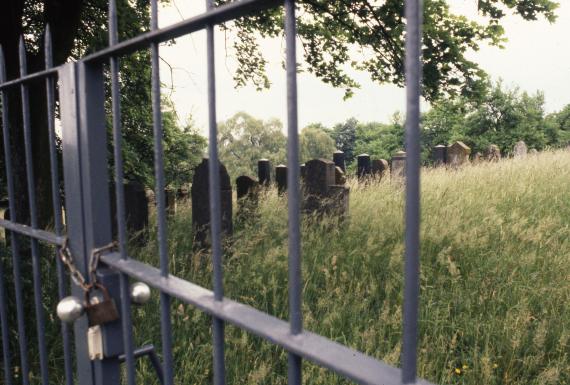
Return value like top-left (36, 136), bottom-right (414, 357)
top-left (447, 141), bottom-right (471, 167)
top-left (258, 159), bottom-right (271, 186)
top-left (191, 157), bottom-right (233, 249)
top-left (335, 166), bottom-right (346, 185)
top-left (391, 151), bottom-right (407, 179)
top-left (529, 148), bottom-right (538, 155)
top-left (433, 144), bottom-right (447, 166)
top-left (333, 150), bottom-right (346, 172)
top-left (513, 141), bottom-right (528, 157)
top-left (486, 144), bottom-right (501, 162)
top-left (357, 154), bottom-right (371, 179)
top-left (109, 181), bottom-right (149, 244)
top-left (371, 159), bottom-right (389, 180)
top-left (165, 188), bottom-right (177, 216)
top-left (275, 165), bottom-right (287, 193)
top-left (302, 159), bottom-right (349, 220)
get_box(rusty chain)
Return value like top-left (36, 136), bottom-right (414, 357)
top-left (58, 238), bottom-right (118, 292)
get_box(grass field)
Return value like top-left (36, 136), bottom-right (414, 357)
top-left (124, 149), bottom-right (570, 385)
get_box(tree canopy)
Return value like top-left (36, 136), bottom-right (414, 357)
top-left (221, 0), bottom-right (558, 100)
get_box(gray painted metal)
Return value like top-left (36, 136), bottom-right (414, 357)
top-left (0, 1), bottom-right (432, 384)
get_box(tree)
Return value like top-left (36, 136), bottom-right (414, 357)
top-left (329, 118), bottom-right (357, 163)
top-left (353, 115), bottom-right (405, 161)
top-left (299, 124), bottom-right (336, 162)
top-left (217, 112), bottom-right (286, 180)
top-left (422, 81), bottom-right (560, 156)
top-left (546, 104), bottom-right (570, 145)
top-left (220, 0), bottom-right (558, 100)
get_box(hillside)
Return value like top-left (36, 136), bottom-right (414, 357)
top-left (132, 150), bottom-right (570, 384)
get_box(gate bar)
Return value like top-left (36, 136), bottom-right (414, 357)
top-left (108, 1), bottom-right (137, 384)
top-left (101, 252), bottom-right (434, 385)
top-left (205, 1), bottom-right (227, 384)
top-left (83, 0), bottom-right (283, 64)
top-left (0, 219), bottom-right (65, 245)
top-left (402, 0), bottom-right (423, 383)
top-left (149, 1), bottom-right (174, 384)
top-left (284, 0), bottom-right (303, 383)
top-left (0, 45), bottom-right (30, 385)
top-left (19, 38), bottom-right (50, 384)
top-left (45, 25), bottom-right (74, 385)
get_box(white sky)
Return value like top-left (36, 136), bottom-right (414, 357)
top-left (157, 1), bottom-right (570, 135)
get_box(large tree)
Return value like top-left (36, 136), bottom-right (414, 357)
top-left (222, 0), bottom-right (558, 100)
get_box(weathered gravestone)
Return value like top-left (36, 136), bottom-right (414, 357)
top-left (433, 144), bottom-right (447, 166)
top-left (165, 188), bottom-right (177, 216)
top-left (513, 141), bottom-right (528, 157)
top-left (302, 159), bottom-right (349, 220)
top-left (333, 150), bottom-right (346, 172)
top-left (371, 159), bottom-right (389, 180)
top-left (472, 152), bottom-right (483, 164)
top-left (391, 151), bottom-right (407, 180)
top-left (109, 181), bottom-right (150, 244)
top-left (236, 175), bottom-right (259, 223)
top-left (529, 148), bottom-right (538, 155)
top-left (177, 184), bottom-right (190, 203)
top-left (357, 154), bottom-right (371, 179)
top-left (447, 141), bottom-right (471, 167)
top-left (145, 188), bottom-right (156, 207)
top-left (335, 166), bottom-right (346, 185)
top-left (258, 159), bottom-right (271, 186)
top-left (486, 144), bottom-right (501, 162)
top-left (191, 158), bottom-right (233, 249)
top-left (300, 164), bottom-right (306, 180)
top-left (275, 165), bottom-right (287, 193)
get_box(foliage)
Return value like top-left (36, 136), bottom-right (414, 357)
top-left (299, 124), bottom-right (336, 163)
top-left (422, 81), bottom-right (562, 157)
top-left (130, 150), bottom-right (570, 385)
top-left (353, 113), bottom-right (405, 161)
top-left (218, 112), bottom-right (287, 180)
top-left (326, 118), bottom-right (358, 164)
top-left (219, 0), bottom-right (558, 100)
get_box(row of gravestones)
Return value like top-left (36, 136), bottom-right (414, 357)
top-left (433, 140), bottom-right (534, 167)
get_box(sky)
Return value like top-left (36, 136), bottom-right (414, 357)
top-left (156, 1), bottom-right (570, 135)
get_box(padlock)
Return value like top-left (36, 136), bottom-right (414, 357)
top-left (84, 283), bottom-right (120, 326)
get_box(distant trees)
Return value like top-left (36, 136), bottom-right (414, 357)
top-left (300, 124), bottom-right (336, 163)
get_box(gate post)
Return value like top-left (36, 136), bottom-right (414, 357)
top-left (59, 61), bottom-right (124, 385)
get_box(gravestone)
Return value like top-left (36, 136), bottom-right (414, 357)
top-left (177, 184), bottom-right (189, 203)
top-left (472, 152), bottom-right (483, 164)
top-left (300, 164), bottom-right (306, 180)
top-left (447, 141), bottom-right (471, 167)
top-left (391, 151), bottom-right (407, 180)
top-left (236, 175), bottom-right (258, 199)
top-left (357, 154), bottom-right (371, 179)
top-left (433, 145), bottom-right (447, 166)
top-left (371, 159), bottom-right (389, 180)
top-left (335, 166), bottom-right (346, 185)
top-left (109, 181), bottom-right (149, 244)
top-left (145, 188), bottom-right (156, 207)
top-left (486, 144), bottom-right (501, 162)
top-left (191, 158), bottom-right (233, 249)
top-left (165, 189), bottom-right (177, 216)
top-left (333, 150), bottom-right (346, 172)
top-left (302, 159), bottom-right (349, 220)
top-left (513, 141), bottom-right (528, 157)
top-left (529, 148), bottom-right (538, 155)
top-left (275, 165), bottom-right (287, 193)
top-left (258, 159), bottom-right (271, 186)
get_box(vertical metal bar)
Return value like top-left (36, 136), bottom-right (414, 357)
top-left (108, 2), bottom-right (136, 384)
top-left (1, 44), bottom-right (30, 385)
top-left (402, 0), bottom-right (422, 383)
top-left (284, 0), bottom-right (302, 383)
top-left (205, 1), bottom-right (226, 384)
top-left (58, 62), bottom-right (95, 385)
top-left (150, 2), bottom-right (174, 384)
top-left (0, 252), bottom-right (12, 385)
top-left (44, 26), bottom-right (74, 385)
top-left (18, 36), bottom-right (49, 385)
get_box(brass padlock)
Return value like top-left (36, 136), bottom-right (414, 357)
top-left (84, 283), bottom-right (120, 326)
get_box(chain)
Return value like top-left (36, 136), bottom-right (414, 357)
top-left (58, 238), bottom-right (118, 292)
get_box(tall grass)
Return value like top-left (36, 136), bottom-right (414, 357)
top-left (126, 150), bottom-right (568, 384)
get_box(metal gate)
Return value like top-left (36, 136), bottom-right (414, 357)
top-left (0, 0), bottom-right (430, 384)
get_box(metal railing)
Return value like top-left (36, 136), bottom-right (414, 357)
top-left (0, 0), bottom-right (429, 384)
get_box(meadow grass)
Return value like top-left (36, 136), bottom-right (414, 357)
top-left (130, 150), bottom-right (570, 385)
